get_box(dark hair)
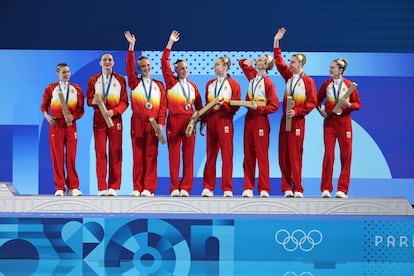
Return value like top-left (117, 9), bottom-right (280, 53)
top-left (100, 53), bottom-right (113, 60)
top-left (174, 59), bottom-right (185, 67)
top-left (138, 55), bottom-right (150, 61)
top-left (56, 63), bottom-right (69, 72)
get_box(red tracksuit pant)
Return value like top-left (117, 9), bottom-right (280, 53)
top-left (321, 115), bottom-right (353, 194)
top-left (203, 114), bottom-right (234, 192)
top-left (279, 116), bottom-right (305, 193)
top-left (131, 117), bottom-right (159, 193)
top-left (243, 113), bottom-right (271, 193)
top-left (167, 114), bottom-right (195, 193)
top-left (49, 124), bottom-right (80, 191)
top-left (93, 116), bottom-right (123, 191)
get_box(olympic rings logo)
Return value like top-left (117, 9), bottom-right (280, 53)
top-left (274, 229), bottom-right (323, 252)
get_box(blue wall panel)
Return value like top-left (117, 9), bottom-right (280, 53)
top-left (0, 126), bottom-right (13, 182)
top-left (0, 214), bottom-right (413, 275)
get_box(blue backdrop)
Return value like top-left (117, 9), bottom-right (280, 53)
top-left (0, 49), bottom-right (413, 202)
top-left (0, 0), bottom-right (413, 202)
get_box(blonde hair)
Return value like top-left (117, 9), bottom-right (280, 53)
top-left (264, 54), bottom-right (274, 70)
top-left (334, 57), bottom-right (348, 72)
top-left (293, 53), bottom-right (306, 65)
top-left (218, 56), bottom-right (231, 68)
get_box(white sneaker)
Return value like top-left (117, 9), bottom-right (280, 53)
top-left (201, 188), bottom-right (213, 197)
top-left (98, 190), bottom-right (106, 196)
top-left (242, 189), bottom-right (253, 198)
top-left (294, 192), bottom-right (303, 198)
top-left (108, 188), bottom-right (117, 196)
top-left (54, 190), bottom-right (64, 196)
top-left (68, 188), bottom-right (82, 196)
top-left (321, 190), bottom-right (331, 198)
top-left (335, 191), bottom-right (348, 198)
top-left (180, 190), bottom-right (190, 197)
top-left (170, 189), bottom-right (180, 197)
top-left (223, 191), bottom-right (233, 197)
top-left (260, 190), bottom-right (270, 198)
top-left (131, 190), bottom-right (141, 197)
top-left (284, 190), bottom-right (294, 198)
top-left (141, 189), bottom-right (154, 197)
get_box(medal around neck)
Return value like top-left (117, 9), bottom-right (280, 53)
top-left (145, 102), bottom-right (153, 110)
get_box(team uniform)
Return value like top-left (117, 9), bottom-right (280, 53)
top-left (126, 51), bottom-right (167, 194)
top-left (239, 59), bottom-right (279, 194)
top-left (87, 72), bottom-right (128, 192)
top-left (161, 48), bottom-right (203, 194)
top-left (41, 81), bottom-right (84, 192)
top-left (317, 77), bottom-right (361, 195)
top-left (203, 74), bottom-right (241, 193)
top-left (274, 47), bottom-right (317, 194)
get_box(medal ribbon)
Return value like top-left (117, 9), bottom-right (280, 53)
top-left (179, 79), bottom-right (191, 104)
top-left (141, 77), bottom-right (153, 104)
top-left (251, 75), bottom-right (265, 100)
top-left (101, 73), bottom-right (113, 102)
top-left (289, 73), bottom-right (304, 97)
top-left (214, 76), bottom-right (227, 97)
top-left (332, 79), bottom-right (343, 104)
top-left (58, 82), bottom-right (70, 104)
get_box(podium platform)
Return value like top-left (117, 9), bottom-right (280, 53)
top-left (1, 182), bottom-right (413, 215)
top-left (0, 182), bottom-right (413, 275)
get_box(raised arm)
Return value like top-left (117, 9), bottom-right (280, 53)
top-left (273, 27), bottom-right (286, 48)
top-left (166, 30), bottom-right (180, 50)
top-left (238, 58), bottom-right (257, 81)
top-left (124, 31), bottom-right (139, 90)
top-left (273, 27), bottom-right (292, 81)
top-left (161, 30), bottom-right (181, 88)
top-left (124, 31), bottom-right (136, 51)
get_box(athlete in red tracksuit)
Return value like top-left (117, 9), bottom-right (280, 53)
top-left (125, 31), bottom-right (167, 197)
top-left (274, 27), bottom-right (317, 198)
top-left (239, 55), bottom-right (279, 198)
top-left (41, 63), bottom-right (84, 196)
top-left (201, 56), bottom-right (241, 197)
top-left (317, 58), bottom-right (361, 198)
top-left (87, 53), bottom-right (128, 196)
top-left (161, 30), bottom-right (203, 197)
